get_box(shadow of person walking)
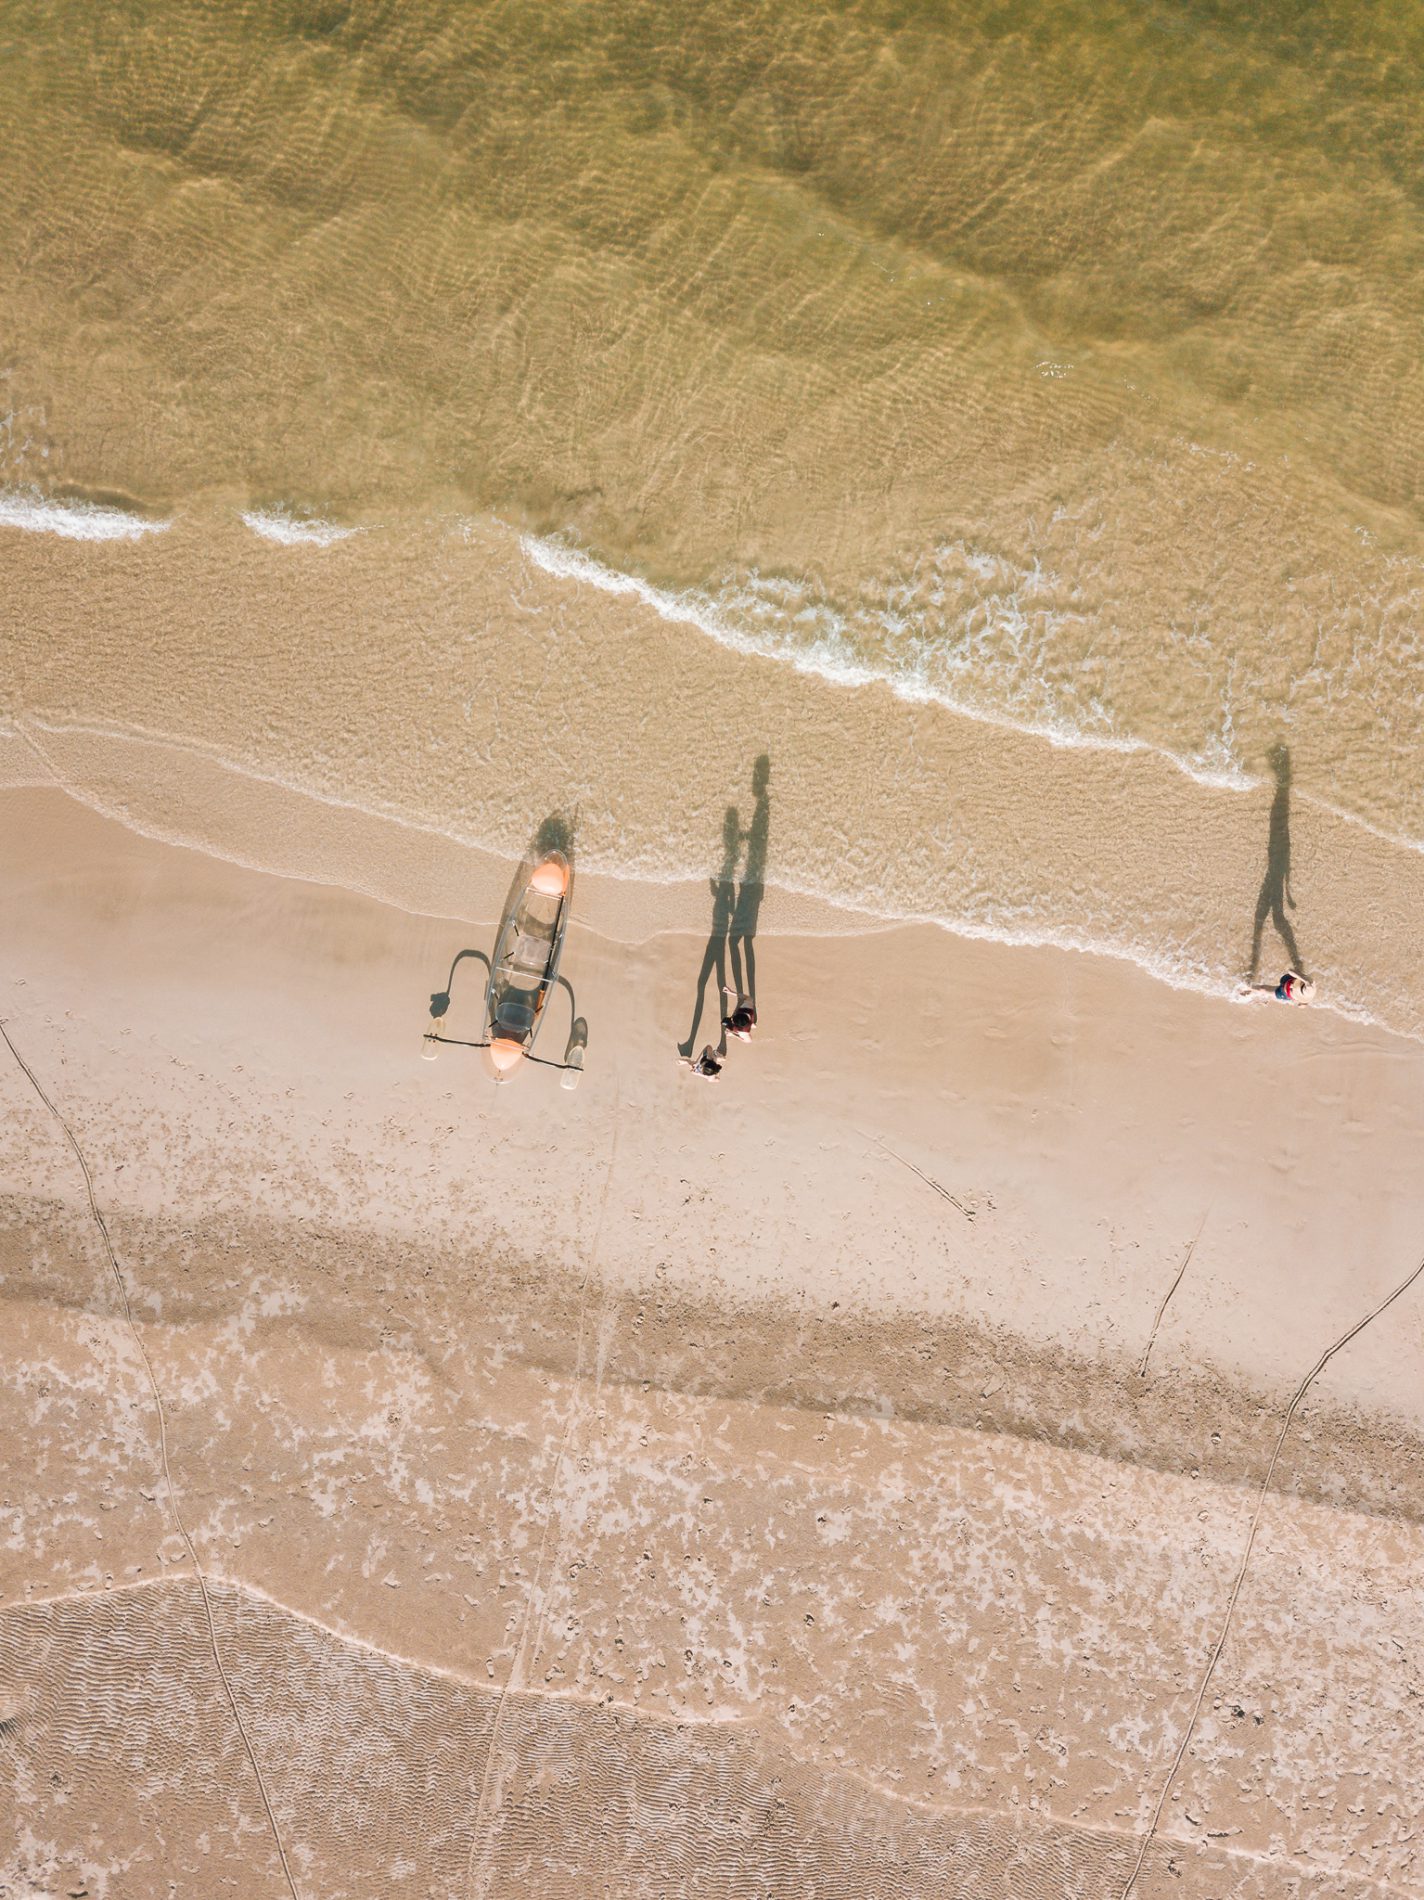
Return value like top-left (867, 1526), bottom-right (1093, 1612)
top-left (729, 753), bottom-right (771, 1008)
top-left (1249, 742), bottom-right (1305, 981)
top-left (679, 803), bottom-right (742, 1058)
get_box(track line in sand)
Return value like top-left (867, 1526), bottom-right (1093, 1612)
top-left (1137, 1213), bottom-right (1208, 1379)
top-left (869, 1134), bottom-right (976, 1221)
top-left (1118, 1243), bottom-right (1424, 1900)
top-left (0, 1018), bottom-right (303, 1900)
top-left (463, 1080), bottom-right (623, 1900)
top-left (2, 1569), bottom-right (740, 1732)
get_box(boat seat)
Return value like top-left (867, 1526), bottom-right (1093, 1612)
top-left (495, 999), bottom-right (535, 1036)
top-left (510, 929), bottom-right (551, 974)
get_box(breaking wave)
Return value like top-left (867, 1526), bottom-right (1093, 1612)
top-left (240, 507), bottom-right (359, 548)
top-left (520, 533), bottom-right (1253, 795)
top-left (0, 487), bottom-right (170, 542)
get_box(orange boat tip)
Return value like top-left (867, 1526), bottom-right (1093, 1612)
top-left (488, 1037), bottom-right (526, 1074)
top-left (529, 857), bottom-right (568, 897)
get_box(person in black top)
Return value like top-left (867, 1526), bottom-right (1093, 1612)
top-left (680, 1042), bottom-right (725, 1079)
top-left (721, 986), bottom-right (757, 1041)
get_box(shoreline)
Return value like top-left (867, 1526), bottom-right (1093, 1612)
top-left (2, 485), bottom-right (1413, 830)
top-left (5, 507), bottom-right (1424, 1046)
top-left (1, 705), bottom-right (1421, 1049)
top-left (9, 488), bottom-right (1424, 852)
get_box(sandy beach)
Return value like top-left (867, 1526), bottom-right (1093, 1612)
top-left (3, 784), bottom-right (1423, 1898)
top-left (7, 2), bottom-right (1424, 1892)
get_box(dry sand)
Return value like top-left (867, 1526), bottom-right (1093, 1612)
top-left (3, 785), bottom-right (1424, 1899)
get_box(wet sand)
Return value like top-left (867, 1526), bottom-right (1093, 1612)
top-left (3, 787), bottom-right (1423, 1897)
top-left (8, 512), bottom-right (1424, 1050)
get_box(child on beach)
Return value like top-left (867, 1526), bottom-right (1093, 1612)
top-left (680, 1043), bottom-right (725, 1079)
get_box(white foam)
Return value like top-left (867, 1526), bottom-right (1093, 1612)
top-left (9, 710), bottom-right (1413, 1047)
top-left (0, 487), bottom-right (170, 542)
top-left (524, 532), bottom-right (885, 689)
top-left (520, 533), bottom-right (1255, 795)
top-left (240, 507), bottom-right (358, 548)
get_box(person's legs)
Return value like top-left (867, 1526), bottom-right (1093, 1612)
top-left (728, 934), bottom-right (747, 1003)
top-left (738, 933), bottom-right (756, 1007)
top-left (680, 928), bottom-right (729, 1057)
top-left (1249, 889), bottom-right (1271, 982)
top-left (1272, 898), bottom-right (1304, 976)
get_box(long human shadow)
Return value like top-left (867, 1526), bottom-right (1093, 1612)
top-left (679, 803), bottom-right (742, 1058)
top-left (1249, 742), bottom-right (1305, 980)
top-left (730, 753), bottom-right (770, 1006)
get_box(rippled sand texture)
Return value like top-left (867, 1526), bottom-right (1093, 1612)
top-left (6, 1201), bottom-right (1423, 1900)
top-left (6, 0), bottom-right (1424, 825)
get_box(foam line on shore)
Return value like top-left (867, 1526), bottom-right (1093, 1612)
top-left (4, 712), bottom-right (1411, 1046)
top-left (519, 533), bottom-right (1257, 797)
top-left (4, 485), bottom-right (1419, 869)
top-left (240, 507), bottom-right (359, 547)
top-left (0, 487), bottom-right (170, 542)
top-left (520, 528), bottom-right (1424, 858)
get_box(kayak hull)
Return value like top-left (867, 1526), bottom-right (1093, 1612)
top-left (483, 851), bottom-right (572, 1080)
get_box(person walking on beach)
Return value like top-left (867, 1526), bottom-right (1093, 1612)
top-left (721, 986), bottom-right (757, 1041)
top-left (1248, 742), bottom-right (1305, 982)
top-left (729, 753), bottom-right (770, 1009)
top-left (680, 1041), bottom-right (725, 1079)
top-left (1239, 970), bottom-right (1316, 1005)
top-left (679, 804), bottom-right (741, 1059)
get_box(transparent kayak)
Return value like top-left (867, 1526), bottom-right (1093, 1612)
top-left (483, 852), bottom-right (572, 1080)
